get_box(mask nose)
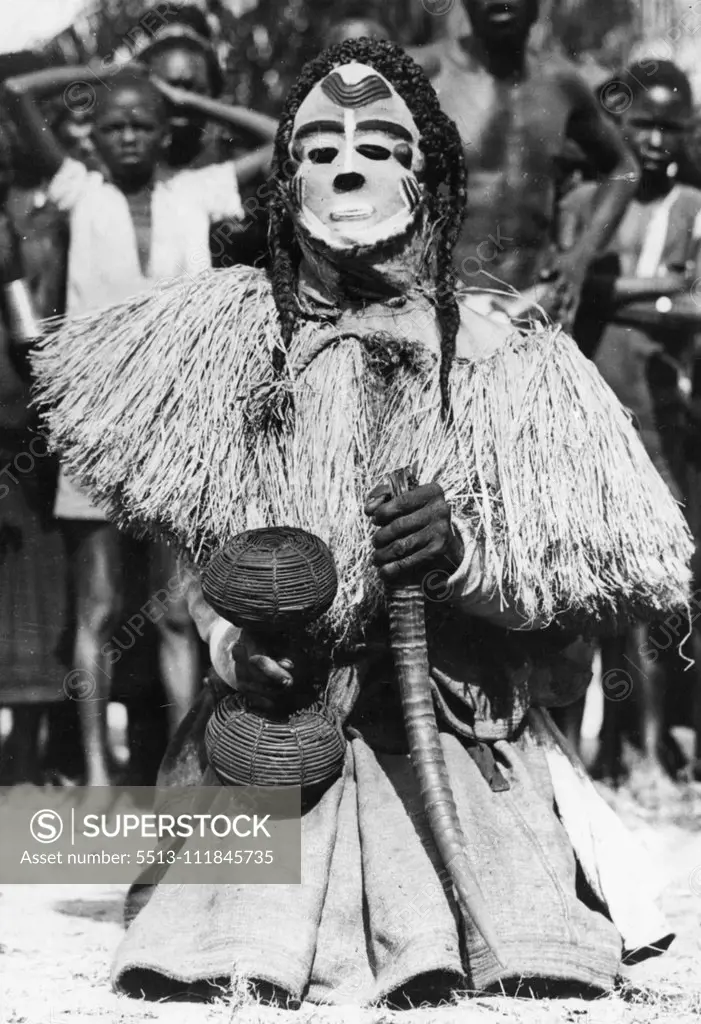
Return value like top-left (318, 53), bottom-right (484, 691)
top-left (333, 171), bottom-right (365, 193)
top-left (649, 128), bottom-right (663, 148)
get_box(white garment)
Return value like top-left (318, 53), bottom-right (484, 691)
top-left (49, 156), bottom-right (244, 315)
top-left (532, 709), bottom-right (673, 960)
top-left (49, 157), bottom-right (244, 517)
top-left (634, 184), bottom-right (681, 279)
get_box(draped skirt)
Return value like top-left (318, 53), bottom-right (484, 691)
top-left (112, 685), bottom-right (623, 1006)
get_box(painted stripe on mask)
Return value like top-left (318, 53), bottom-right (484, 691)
top-left (321, 71), bottom-right (392, 108)
top-left (400, 176), bottom-right (421, 211)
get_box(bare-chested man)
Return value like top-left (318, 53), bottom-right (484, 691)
top-left (419, 0), bottom-right (639, 326)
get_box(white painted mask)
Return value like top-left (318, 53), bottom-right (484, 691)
top-left (288, 62), bottom-right (425, 251)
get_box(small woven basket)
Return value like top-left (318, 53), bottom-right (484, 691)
top-left (203, 526), bottom-right (344, 794)
top-left (205, 692), bottom-right (346, 790)
top-left (202, 527), bottom-right (338, 628)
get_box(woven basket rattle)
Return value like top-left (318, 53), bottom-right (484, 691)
top-left (202, 527), bottom-right (346, 793)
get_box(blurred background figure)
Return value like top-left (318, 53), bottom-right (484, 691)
top-left (3, 49), bottom-right (273, 784)
top-left (53, 104), bottom-right (99, 167)
top-left (136, 3), bottom-right (273, 268)
top-left (414, 0), bottom-right (639, 331)
top-left (321, 3), bottom-right (391, 48)
top-left (560, 60), bottom-right (701, 798)
top-left (135, 3), bottom-right (226, 170)
top-left (0, 115), bottom-right (68, 785)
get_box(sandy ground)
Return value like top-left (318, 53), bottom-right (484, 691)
top-left (1, 781), bottom-right (700, 1024)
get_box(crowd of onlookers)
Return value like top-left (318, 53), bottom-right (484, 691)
top-left (0, 3), bottom-right (274, 786)
top-left (0, 1), bottom-right (700, 802)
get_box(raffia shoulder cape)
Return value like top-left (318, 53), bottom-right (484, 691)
top-left (31, 265), bottom-right (692, 640)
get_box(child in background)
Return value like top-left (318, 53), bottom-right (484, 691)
top-left (135, 3), bottom-right (227, 171)
top-left (560, 60), bottom-right (701, 798)
top-left (3, 64), bottom-right (276, 786)
top-left (136, 4), bottom-right (275, 269)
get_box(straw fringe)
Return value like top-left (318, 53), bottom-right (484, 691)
top-left (448, 331), bottom-right (692, 624)
top-left (31, 266), bottom-right (693, 641)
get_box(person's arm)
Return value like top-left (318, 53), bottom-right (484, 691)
top-left (541, 71), bottom-right (640, 329)
top-left (184, 565), bottom-right (295, 711)
top-left (229, 144), bottom-right (273, 188)
top-left (151, 77), bottom-right (277, 141)
top-left (152, 78), bottom-right (275, 186)
top-left (557, 188), bottom-right (687, 316)
top-left (584, 272), bottom-right (687, 306)
top-left (589, 219), bottom-right (701, 328)
top-left (1, 65), bottom-right (94, 178)
top-left (606, 297), bottom-right (701, 332)
top-left (563, 72), bottom-right (640, 256)
top-left (443, 517), bottom-right (548, 630)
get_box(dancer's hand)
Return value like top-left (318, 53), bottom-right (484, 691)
top-left (365, 480), bottom-right (463, 585)
top-left (233, 629), bottom-right (295, 712)
top-left (210, 620), bottom-right (294, 712)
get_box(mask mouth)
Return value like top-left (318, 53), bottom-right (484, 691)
top-left (329, 204), bottom-right (375, 222)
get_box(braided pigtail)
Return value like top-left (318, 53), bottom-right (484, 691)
top-left (433, 120), bottom-right (468, 421)
top-left (267, 187), bottom-right (299, 379)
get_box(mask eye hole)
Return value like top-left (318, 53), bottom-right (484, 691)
top-left (308, 147), bottom-right (338, 164)
top-left (356, 144), bottom-right (391, 161)
top-left (393, 142), bottom-right (413, 169)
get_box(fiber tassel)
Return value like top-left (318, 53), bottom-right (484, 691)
top-left (449, 326), bottom-right (693, 625)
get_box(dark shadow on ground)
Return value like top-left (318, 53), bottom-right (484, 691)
top-left (54, 895), bottom-right (125, 924)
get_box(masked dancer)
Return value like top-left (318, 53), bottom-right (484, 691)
top-left (30, 40), bottom-right (689, 1006)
